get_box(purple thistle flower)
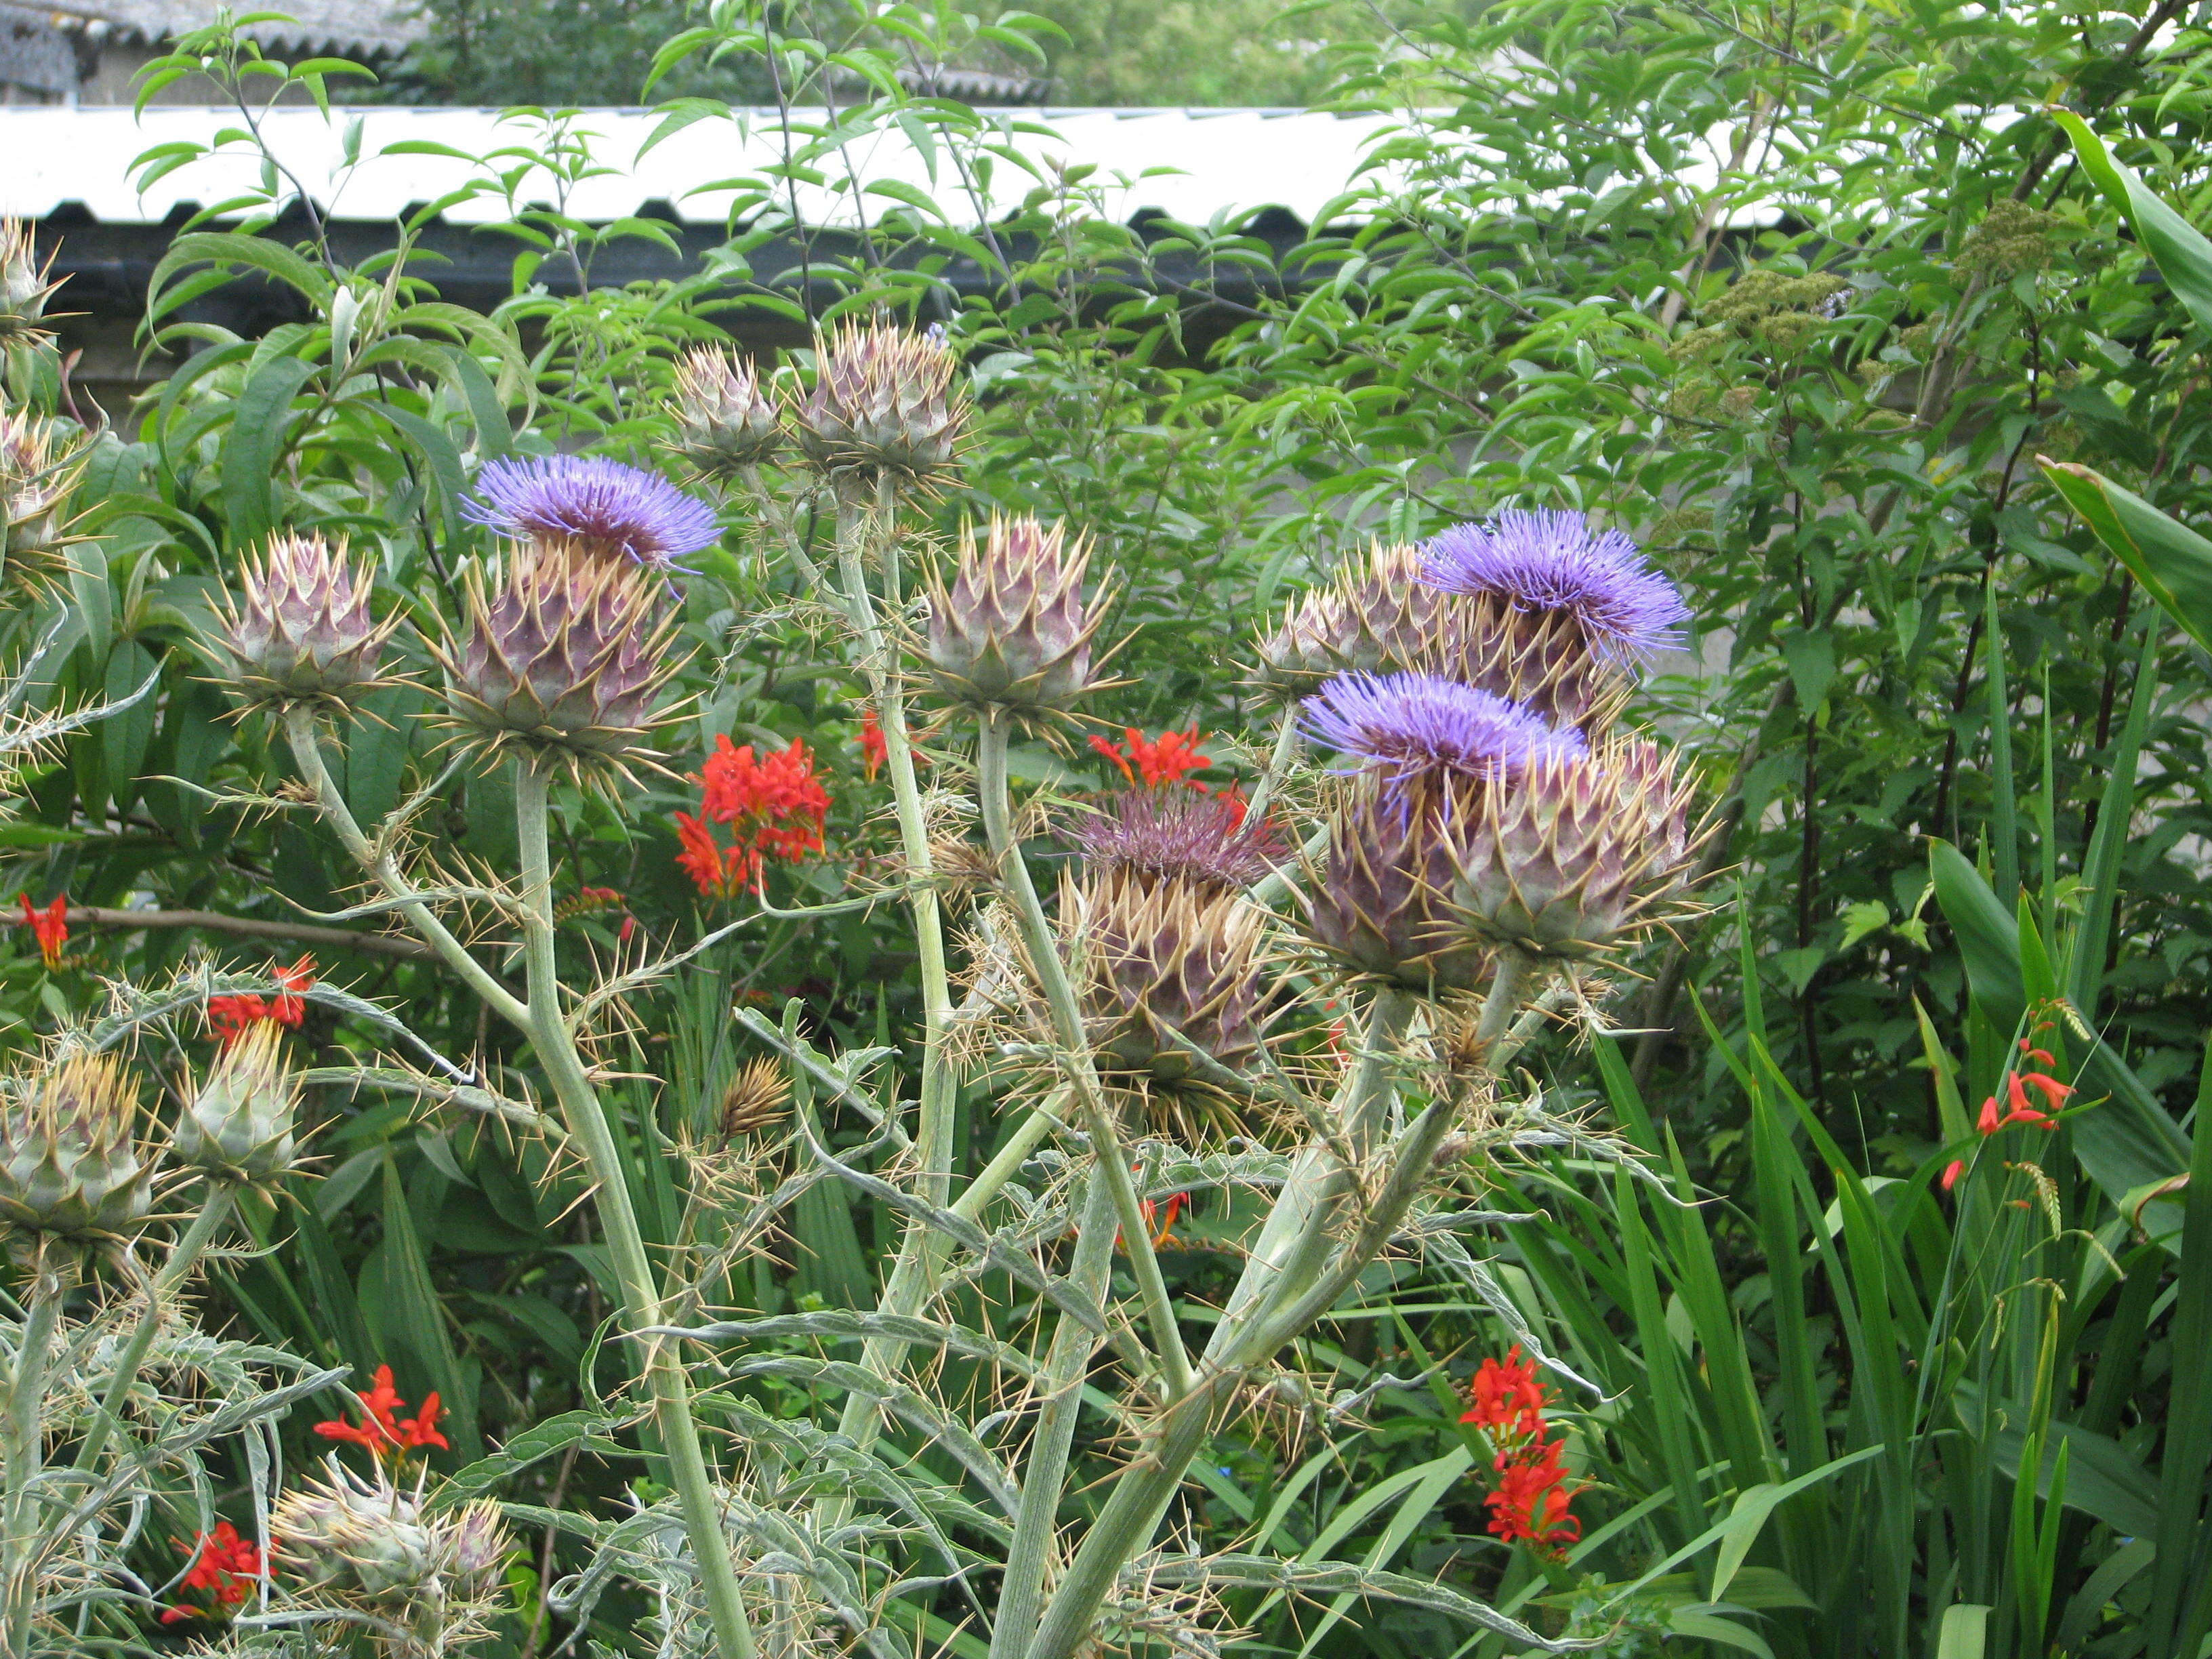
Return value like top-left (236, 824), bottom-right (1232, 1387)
top-left (464, 455), bottom-right (723, 569)
top-left (1301, 672), bottom-right (1583, 789)
top-left (1069, 789), bottom-right (1285, 893)
top-left (1419, 510), bottom-right (1689, 662)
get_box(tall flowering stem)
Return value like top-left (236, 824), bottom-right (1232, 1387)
top-left (1, 1246), bottom-right (65, 1658)
top-left (512, 760), bottom-right (756, 1659)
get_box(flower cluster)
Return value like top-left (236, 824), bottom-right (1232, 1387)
top-left (859, 707), bottom-right (886, 781)
top-left (1090, 726), bottom-right (1212, 790)
top-left (16, 892), bottom-right (63, 968)
top-left (1941, 1017), bottom-right (2074, 1191)
top-left (674, 735), bottom-right (832, 898)
top-left (313, 1364), bottom-right (448, 1459)
top-left (206, 955), bottom-right (316, 1046)
top-left (160, 1521), bottom-right (271, 1625)
top-left (1461, 1346), bottom-right (1580, 1554)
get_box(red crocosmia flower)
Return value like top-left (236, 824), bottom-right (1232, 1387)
top-left (1976, 1094), bottom-right (2003, 1136)
top-left (1090, 726), bottom-right (1212, 790)
top-left (313, 1364), bottom-right (445, 1458)
top-left (1942, 1159), bottom-right (1965, 1192)
top-left (159, 1521), bottom-right (270, 1624)
top-left (1484, 1437), bottom-right (1581, 1552)
top-left (859, 708), bottom-right (886, 782)
top-left (268, 954), bottom-right (315, 1026)
top-left (16, 893), bottom-right (64, 969)
top-left (205, 955), bottom-right (316, 1046)
top-left (1461, 1344), bottom-right (1547, 1437)
top-left (2013, 1069), bottom-right (2072, 1112)
top-left (676, 736), bottom-right (831, 899)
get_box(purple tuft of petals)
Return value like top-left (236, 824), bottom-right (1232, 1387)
top-left (1300, 672), bottom-right (1583, 788)
top-left (464, 455), bottom-right (724, 569)
top-left (1418, 509), bottom-right (1689, 661)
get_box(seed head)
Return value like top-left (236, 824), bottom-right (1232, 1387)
top-left (463, 455), bottom-right (722, 571)
top-left (432, 540), bottom-right (684, 781)
top-left (0, 222), bottom-right (60, 342)
top-left (791, 320), bottom-right (967, 484)
top-left (924, 515), bottom-right (1109, 712)
top-left (1301, 672), bottom-right (1583, 794)
top-left (668, 347), bottom-right (782, 477)
top-left (175, 1021), bottom-right (300, 1184)
top-left (1420, 510), bottom-right (1689, 665)
top-left (216, 532), bottom-right (396, 710)
top-left (0, 409), bottom-right (88, 583)
top-left (718, 1057), bottom-right (790, 1139)
top-left (1068, 789), bottom-right (1284, 895)
top-left (1444, 735), bottom-right (1704, 958)
top-left (1301, 773), bottom-right (1490, 992)
top-left (0, 1054), bottom-right (153, 1243)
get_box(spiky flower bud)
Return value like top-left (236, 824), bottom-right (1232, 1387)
top-left (1445, 736), bottom-right (1702, 958)
top-left (1068, 789), bottom-right (1283, 895)
top-left (175, 1021), bottom-right (300, 1183)
top-left (1302, 775), bottom-right (1489, 991)
top-left (216, 533), bottom-right (394, 710)
top-left (432, 540), bottom-right (682, 778)
top-left (0, 409), bottom-right (87, 582)
top-left (0, 1054), bottom-right (153, 1242)
top-left (275, 1460), bottom-right (511, 1648)
top-left (0, 222), bottom-right (60, 342)
top-left (792, 320), bottom-right (967, 483)
top-left (924, 515), bottom-right (1109, 712)
top-left (1252, 543), bottom-right (1449, 696)
top-left (1412, 600), bottom-right (1632, 733)
top-left (669, 347), bottom-right (781, 477)
top-left (1076, 867), bottom-right (1272, 1120)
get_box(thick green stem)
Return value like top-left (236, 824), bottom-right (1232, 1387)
top-left (828, 480), bottom-right (960, 1462)
top-left (1475, 949), bottom-right (1533, 1048)
top-left (977, 709), bottom-right (1193, 1399)
top-left (3, 1255), bottom-right (65, 1658)
top-left (990, 1171), bottom-right (1118, 1659)
top-left (281, 708), bottom-right (528, 1029)
top-left (514, 766), bottom-right (756, 1659)
top-left (73, 1188), bottom-right (235, 1473)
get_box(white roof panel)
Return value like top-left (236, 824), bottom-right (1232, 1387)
top-left (0, 106), bottom-right (1407, 228)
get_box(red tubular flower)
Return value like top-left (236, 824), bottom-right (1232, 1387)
top-left (676, 735), bottom-right (830, 899)
top-left (1484, 1437), bottom-right (1581, 1551)
top-left (312, 1364), bottom-right (444, 1459)
top-left (859, 708), bottom-right (886, 781)
top-left (1090, 726), bottom-right (1213, 790)
top-left (1461, 1344), bottom-right (1547, 1437)
top-left (160, 1521), bottom-right (270, 1624)
top-left (1942, 1159), bottom-right (1965, 1192)
top-left (205, 956), bottom-right (316, 1046)
top-left (269, 954), bottom-right (315, 1026)
top-left (16, 893), bottom-right (64, 968)
top-left (1976, 1094), bottom-right (2003, 1136)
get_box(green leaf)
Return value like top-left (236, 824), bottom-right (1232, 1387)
top-left (2055, 112), bottom-right (2212, 336)
top-left (436, 1408), bottom-right (638, 1506)
top-left (1779, 629), bottom-right (1837, 708)
top-left (1932, 1603), bottom-right (1988, 1659)
top-left (2041, 459), bottom-right (2212, 654)
top-left (218, 354), bottom-right (317, 546)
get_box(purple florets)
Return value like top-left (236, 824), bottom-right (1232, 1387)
top-left (1300, 672), bottom-right (1584, 788)
top-left (1418, 510), bottom-right (1689, 662)
top-left (464, 455), bottom-right (724, 569)
top-left (1069, 789), bottom-right (1285, 893)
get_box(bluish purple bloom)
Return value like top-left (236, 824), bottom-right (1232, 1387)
top-left (464, 455), bottom-right (723, 569)
top-left (1419, 510), bottom-right (1689, 662)
top-left (1300, 672), bottom-right (1583, 788)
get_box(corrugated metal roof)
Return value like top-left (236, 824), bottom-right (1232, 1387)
top-left (0, 106), bottom-right (1408, 226)
top-left (37, 0), bottom-right (419, 56)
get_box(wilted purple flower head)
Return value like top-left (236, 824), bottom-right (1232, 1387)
top-left (1420, 510), bottom-right (1689, 663)
top-left (1301, 672), bottom-right (1583, 790)
top-left (1069, 789), bottom-right (1285, 894)
top-left (464, 455), bottom-right (723, 569)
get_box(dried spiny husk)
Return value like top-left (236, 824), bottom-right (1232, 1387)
top-left (1076, 866), bottom-right (1273, 1126)
top-left (791, 319), bottom-right (967, 484)
top-left (1300, 774), bottom-right (1490, 993)
top-left (217, 532), bottom-right (396, 710)
top-left (432, 538), bottom-right (682, 778)
top-left (924, 515), bottom-right (1109, 712)
top-left (1445, 735), bottom-right (1702, 958)
top-left (1252, 542), bottom-right (1447, 696)
top-left (0, 409), bottom-right (88, 583)
top-left (0, 220), bottom-right (60, 342)
top-left (275, 1460), bottom-right (511, 1641)
top-left (718, 1057), bottom-right (790, 1139)
top-left (670, 346), bottom-right (781, 477)
top-left (1410, 592), bottom-right (1632, 733)
top-left (0, 1053), bottom-right (154, 1242)
top-left (175, 1020), bottom-right (300, 1183)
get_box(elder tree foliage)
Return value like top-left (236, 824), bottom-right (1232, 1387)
top-left (3, 1), bottom-right (2212, 1658)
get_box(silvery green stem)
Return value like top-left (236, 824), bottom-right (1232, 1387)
top-left (514, 764), bottom-right (756, 1659)
top-left (281, 708), bottom-right (528, 1029)
top-left (990, 1170), bottom-right (1117, 1659)
top-left (741, 463), bottom-right (828, 593)
top-left (977, 708), bottom-right (1194, 1400)
top-left (827, 479), bottom-right (960, 1466)
top-left (1475, 948), bottom-right (1533, 1048)
top-left (73, 1186), bottom-right (234, 1473)
top-left (2, 1252), bottom-right (65, 1658)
